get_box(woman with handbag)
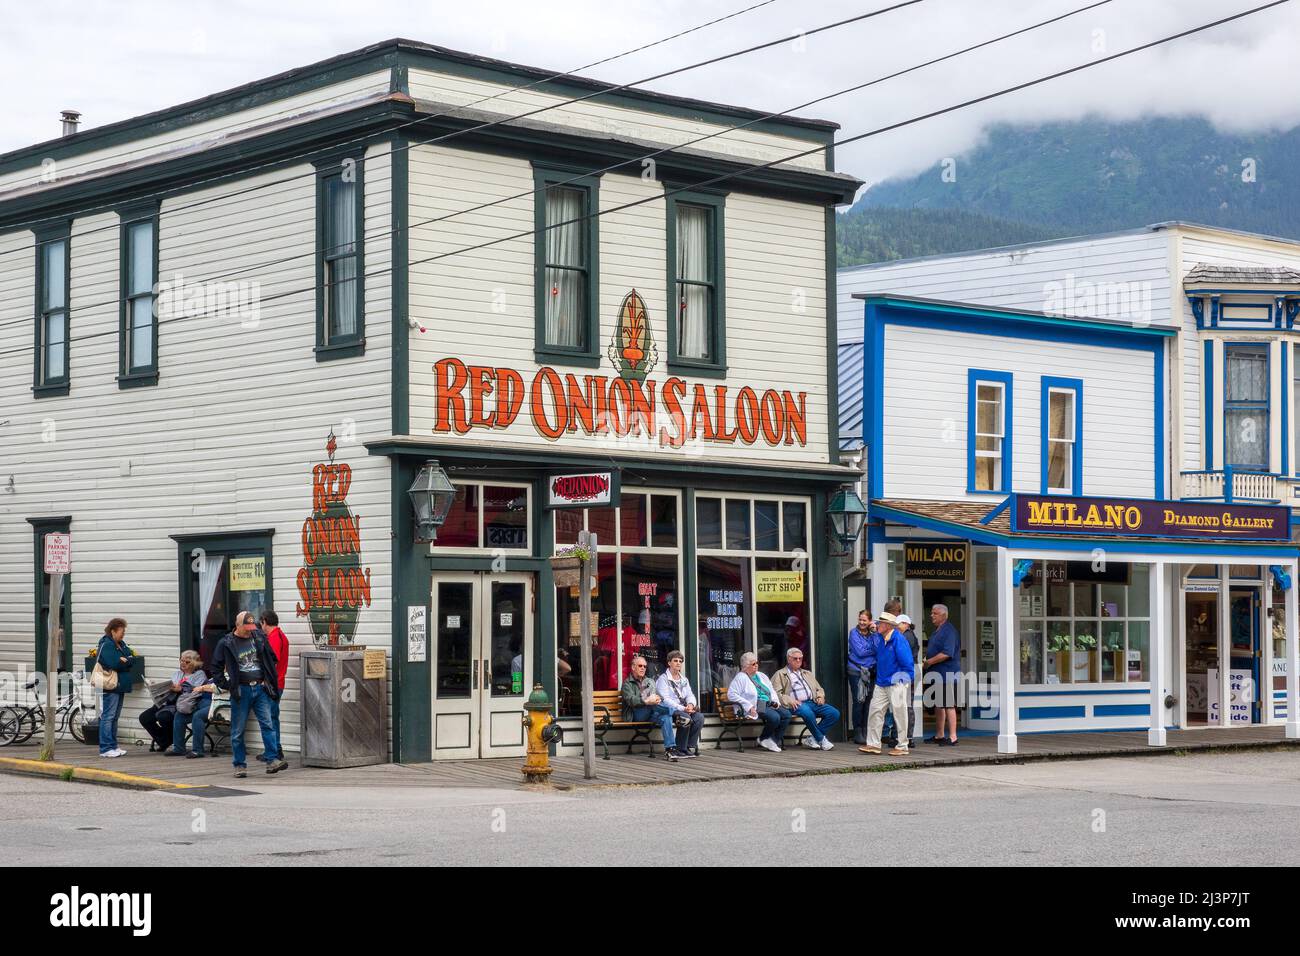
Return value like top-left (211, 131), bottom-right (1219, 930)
top-left (93, 618), bottom-right (135, 757)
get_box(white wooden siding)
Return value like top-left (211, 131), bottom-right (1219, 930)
top-left (837, 230), bottom-right (1175, 344)
top-left (879, 325), bottom-right (1157, 501)
top-left (406, 144), bottom-right (832, 465)
top-left (0, 145), bottom-right (395, 754)
top-left (407, 68), bottom-right (827, 172)
top-left (0, 71), bottom-right (393, 196)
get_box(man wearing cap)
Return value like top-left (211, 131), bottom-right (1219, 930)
top-left (860, 610), bottom-right (914, 757)
top-left (773, 647), bottom-right (839, 750)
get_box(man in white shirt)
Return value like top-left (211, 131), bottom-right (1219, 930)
top-left (655, 649), bottom-right (703, 757)
top-left (726, 652), bottom-right (791, 752)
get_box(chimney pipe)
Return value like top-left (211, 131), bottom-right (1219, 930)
top-left (60, 110), bottom-right (81, 137)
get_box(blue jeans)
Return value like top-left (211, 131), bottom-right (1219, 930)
top-left (257, 695), bottom-right (286, 761)
top-left (792, 701), bottom-right (839, 743)
top-left (172, 694), bottom-right (211, 754)
top-left (229, 684), bottom-right (280, 768)
top-left (848, 668), bottom-right (872, 735)
top-left (630, 703), bottom-right (676, 750)
top-left (98, 692), bottom-right (123, 753)
top-left (758, 704), bottom-right (792, 742)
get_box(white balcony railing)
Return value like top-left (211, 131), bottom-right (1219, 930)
top-left (1180, 468), bottom-right (1280, 504)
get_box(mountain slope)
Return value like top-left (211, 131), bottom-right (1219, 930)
top-left (838, 116), bottom-right (1300, 266)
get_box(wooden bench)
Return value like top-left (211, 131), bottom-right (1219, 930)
top-left (714, 687), bottom-right (808, 751)
top-left (592, 689), bottom-right (660, 760)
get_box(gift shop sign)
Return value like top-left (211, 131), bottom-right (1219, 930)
top-left (296, 434), bottom-right (373, 646)
top-left (1012, 494), bottom-right (1291, 541)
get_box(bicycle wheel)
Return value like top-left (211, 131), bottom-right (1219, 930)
top-left (17, 707), bottom-right (41, 745)
top-left (66, 704), bottom-right (90, 744)
top-left (0, 706), bottom-right (24, 746)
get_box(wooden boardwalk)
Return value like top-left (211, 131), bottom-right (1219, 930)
top-left (6, 725), bottom-right (1297, 792)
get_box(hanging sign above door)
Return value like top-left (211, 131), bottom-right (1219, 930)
top-left (548, 471), bottom-right (621, 509)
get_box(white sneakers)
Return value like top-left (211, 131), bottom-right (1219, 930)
top-left (820, 738), bottom-right (835, 751)
top-left (801, 737), bottom-right (822, 750)
top-left (759, 737), bottom-right (782, 753)
top-left (100, 749), bottom-right (125, 758)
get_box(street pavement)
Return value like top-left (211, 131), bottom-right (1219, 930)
top-left (3, 750), bottom-right (1299, 866)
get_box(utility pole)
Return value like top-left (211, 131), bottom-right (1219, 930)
top-left (578, 530), bottom-right (597, 780)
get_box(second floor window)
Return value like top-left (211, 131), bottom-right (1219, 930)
top-left (973, 380), bottom-right (1007, 491)
top-left (676, 204), bottom-right (714, 360)
top-left (315, 153), bottom-right (365, 359)
top-left (1045, 386), bottom-right (1079, 494)
top-left (543, 185), bottom-right (589, 350)
top-left (36, 233), bottom-right (69, 393)
top-left (123, 219), bottom-right (156, 378)
top-left (1225, 344), bottom-right (1269, 470)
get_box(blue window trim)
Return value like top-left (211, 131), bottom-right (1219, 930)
top-left (1284, 342), bottom-right (1291, 477)
top-left (1040, 376), bottom-right (1083, 494)
top-left (967, 369), bottom-right (1014, 495)
top-left (1203, 339), bottom-right (1214, 470)
top-left (861, 298), bottom-right (1170, 502)
top-left (1222, 341), bottom-right (1271, 472)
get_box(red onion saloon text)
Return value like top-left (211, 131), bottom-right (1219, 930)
top-left (431, 358), bottom-right (808, 447)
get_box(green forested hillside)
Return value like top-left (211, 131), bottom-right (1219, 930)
top-left (838, 116), bottom-right (1300, 267)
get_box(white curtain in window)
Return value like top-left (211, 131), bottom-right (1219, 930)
top-left (545, 187), bottom-right (584, 348)
top-left (198, 554), bottom-right (225, 638)
top-left (328, 178), bottom-right (358, 338)
top-left (676, 205), bottom-right (710, 359)
top-left (1227, 350), bottom-right (1267, 402)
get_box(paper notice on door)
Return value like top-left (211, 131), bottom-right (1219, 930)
top-left (446, 615), bottom-right (461, 629)
top-left (500, 612), bottom-right (513, 627)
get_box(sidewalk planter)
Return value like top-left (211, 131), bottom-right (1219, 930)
top-left (300, 648), bottom-right (388, 768)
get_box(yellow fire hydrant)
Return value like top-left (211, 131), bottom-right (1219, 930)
top-left (521, 683), bottom-right (560, 784)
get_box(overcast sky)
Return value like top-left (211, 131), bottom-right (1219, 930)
top-left (2, 0), bottom-right (1297, 193)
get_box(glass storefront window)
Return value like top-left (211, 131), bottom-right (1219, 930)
top-left (1127, 621), bottom-right (1150, 681)
top-left (435, 484), bottom-right (479, 548)
top-left (696, 494), bottom-right (814, 709)
top-left (698, 556), bottom-right (750, 704)
top-left (755, 501), bottom-right (780, 551)
top-left (483, 485), bottom-right (528, 550)
top-left (553, 492), bottom-right (683, 716)
top-left (696, 498), bottom-right (722, 549)
top-left (650, 494), bottom-right (677, 547)
top-left (437, 482), bottom-right (530, 550)
top-left (620, 494), bottom-right (647, 547)
top-left (1019, 620), bottom-right (1043, 684)
top-left (1021, 561), bottom-right (1151, 685)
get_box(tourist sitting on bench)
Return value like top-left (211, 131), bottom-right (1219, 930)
top-left (726, 652), bottom-right (790, 752)
top-left (620, 654), bottom-right (678, 760)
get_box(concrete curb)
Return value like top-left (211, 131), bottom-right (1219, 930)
top-left (550, 736), bottom-right (1300, 791)
top-left (0, 756), bottom-right (196, 792)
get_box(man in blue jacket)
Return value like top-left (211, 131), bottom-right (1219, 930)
top-left (859, 611), bottom-right (914, 757)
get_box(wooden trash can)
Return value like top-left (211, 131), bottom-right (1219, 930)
top-left (300, 647), bottom-right (388, 768)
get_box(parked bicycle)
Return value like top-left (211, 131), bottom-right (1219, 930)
top-left (0, 676), bottom-right (92, 746)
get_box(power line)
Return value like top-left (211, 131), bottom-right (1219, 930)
top-left (0, 0), bottom-right (1285, 363)
top-left (0, 0), bottom-right (1119, 333)
top-left (2, 0), bottom-right (920, 259)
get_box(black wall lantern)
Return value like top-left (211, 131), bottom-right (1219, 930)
top-left (408, 460), bottom-right (457, 542)
top-left (826, 486), bottom-right (868, 553)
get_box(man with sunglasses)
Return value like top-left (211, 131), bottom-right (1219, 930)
top-left (211, 611), bottom-right (287, 778)
top-left (621, 654), bottom-right (679, 760)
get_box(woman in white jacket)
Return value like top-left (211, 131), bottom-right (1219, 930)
top-left (726, 652), bottom-right (791, 752)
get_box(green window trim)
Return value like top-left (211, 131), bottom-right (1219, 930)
top-left (28, 517), bottom-right (72, 673)
top-left (171, 529), bottom-right (276, 654)
top-left (533, 164), bottom-right (600, 368)
top-left (33, 221), bottom-right (71, 397)
top-left (117, 200), bottom-right (160, 388)
top-left (314, 151), bottom-right (367, 361)
top-left (665, 189), bottom-right (727, 378)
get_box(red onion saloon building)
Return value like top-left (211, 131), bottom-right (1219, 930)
top-left (2, 40), bottom-right (861, 762)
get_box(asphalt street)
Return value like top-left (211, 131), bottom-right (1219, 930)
top-left (3, 751), bottom-right (1299, 866)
